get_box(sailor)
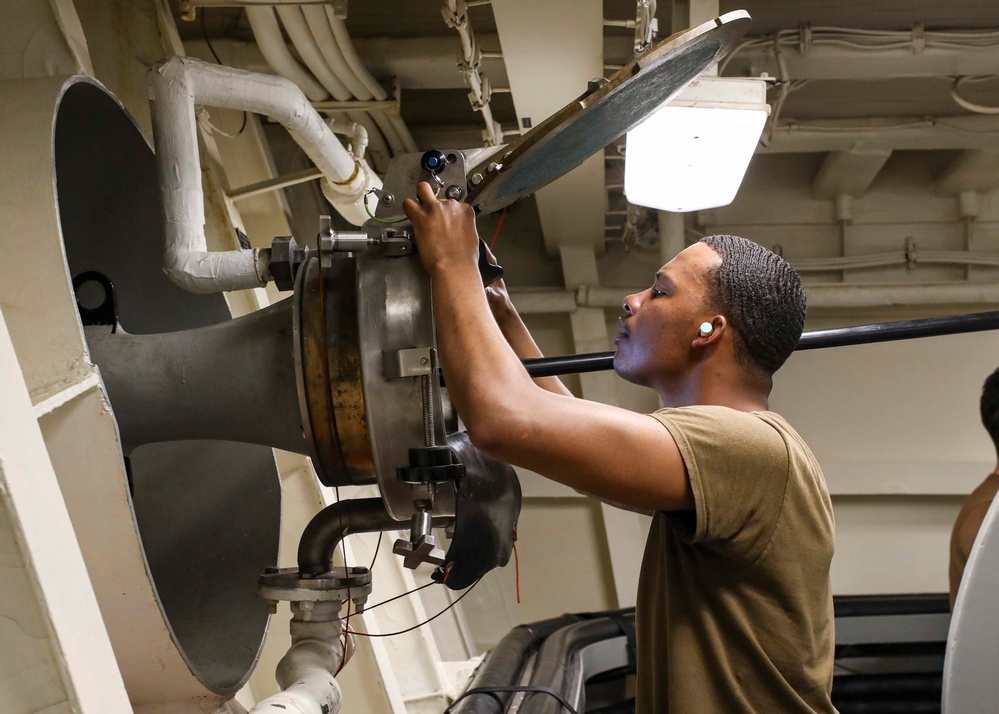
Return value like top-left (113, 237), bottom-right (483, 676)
top-left (405, 182), bottom-right (836, 713)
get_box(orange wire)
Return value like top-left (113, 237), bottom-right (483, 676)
top-left (489, 207), bottom-right (508, 250)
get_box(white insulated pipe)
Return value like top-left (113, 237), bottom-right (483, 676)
top-left (509, 282), bottom-right (999, 314)
top-left (249, 640), bottom-right (343, 714)
top-left (148, 56), bottom-right (378, 292)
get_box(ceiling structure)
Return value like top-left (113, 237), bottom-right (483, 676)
top-left (176, 0), bottom-right (999, 311)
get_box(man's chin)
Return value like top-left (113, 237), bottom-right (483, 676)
top-left (612, 352), bottom-right (635, 383)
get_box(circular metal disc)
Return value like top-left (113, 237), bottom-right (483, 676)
top-left (467, 10), bottom-right (753, 215)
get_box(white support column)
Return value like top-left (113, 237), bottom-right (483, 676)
top-left (559, 247), bottom-right (649, 608)
top-left (658, 210), bottom-right (686, 266)
top-left (0, 310), bottom-right (132, 714)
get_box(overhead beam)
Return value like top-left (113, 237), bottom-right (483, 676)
top-left (812, 149), bottom-right (892, 199)
top-left (723, 43), bottom-right (999, 82)
top-left (936, 150), bottom-right (999, 195)
top-left (492, 0), bottom-right (606, 255)
top-left (759, 116), bottom-right (999, 153)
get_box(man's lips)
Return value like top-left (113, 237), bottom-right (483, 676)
top-left (613, 318), bottom-right (629, 345)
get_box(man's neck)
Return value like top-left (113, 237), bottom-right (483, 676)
top-left (657, 375), bottom-right (769, 413)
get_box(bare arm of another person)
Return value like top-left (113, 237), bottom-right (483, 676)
top-left (484, 265), bottom-right (574, 398)
top-left (404, 184), bottom-right (692, 513)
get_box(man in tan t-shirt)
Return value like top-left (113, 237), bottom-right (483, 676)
top-left (949, 367), bottom-right (999, 609)
top-left (404, 183), bottom-right (836, 712)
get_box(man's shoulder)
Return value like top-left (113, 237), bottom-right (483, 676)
top-left (651, 405), bottom-right (791, 443)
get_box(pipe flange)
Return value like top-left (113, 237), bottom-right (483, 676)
top-left (258, 565), bottom-right (373, 606)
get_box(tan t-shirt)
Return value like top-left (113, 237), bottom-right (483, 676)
top-left (949, 472), bottom-right (999, 609)
top-left (636, 405), bottom-right (837, 714)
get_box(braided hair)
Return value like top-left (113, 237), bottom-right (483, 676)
top-left (699, 235), bottom-right (806, 376)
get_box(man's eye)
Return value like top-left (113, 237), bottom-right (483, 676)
top-left (651, 288), bottom-right (667, 298)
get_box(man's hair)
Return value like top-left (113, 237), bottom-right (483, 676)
top-left (699, 235), bottom-right (807, 376)
top-left (980, 367), bottom-right (999, 449)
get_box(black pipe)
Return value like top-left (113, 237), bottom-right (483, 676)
top-left (520, 309), bottom-right (999, 379)
top-left (297, 497), bottom-right (449, 576)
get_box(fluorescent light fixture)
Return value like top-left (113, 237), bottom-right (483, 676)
top-left (625, 76), bottom-right (770, 213)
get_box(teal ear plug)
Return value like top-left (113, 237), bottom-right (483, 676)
top-left (699, 322), bottom-right (713, 337)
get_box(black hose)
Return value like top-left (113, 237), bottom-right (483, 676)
top-left (518, 309), bottom-right (999, 379)
top-left (522, 616), bottom-right (634, 714)
top-left (451, 615), bottom-right (585, 714)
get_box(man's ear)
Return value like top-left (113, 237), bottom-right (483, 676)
top-left (691, 315), bottom-right (726, 348)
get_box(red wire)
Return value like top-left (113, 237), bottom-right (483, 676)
top-left (489, 207), bottom-right (508, 250)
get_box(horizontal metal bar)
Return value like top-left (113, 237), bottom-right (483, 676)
top-left (519, 309), bottom-right (999, 379)
top-left (311, 100), bottom-right (398, 114)
top-left (228, 167), bottom-right (323, 201)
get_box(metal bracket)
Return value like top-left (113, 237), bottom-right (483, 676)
top-left (383, 347), bottom-right (435, 380)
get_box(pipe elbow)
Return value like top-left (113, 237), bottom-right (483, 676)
top-left (163, 249), bottom-right (268, 293)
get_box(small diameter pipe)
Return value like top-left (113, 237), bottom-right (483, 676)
top-left (517, 309), bottom-right (999, 379)
top-left (148, 56), bottom-right (379, 292)
top-left (297, 497), bottom-right (451, 576)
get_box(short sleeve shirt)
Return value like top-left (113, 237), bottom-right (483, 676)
top-left (635, 405), bottom-right (837, 713)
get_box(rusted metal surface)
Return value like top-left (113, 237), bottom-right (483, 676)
top-left (294, 255), bottom-right (374, 486)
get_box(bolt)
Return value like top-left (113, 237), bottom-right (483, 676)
top-left (419, 357), bottom-right (428, 365)
top-left (487, 162), bottom-right (501, 173)
top-left (380, 193), bottom-right (395, 206)
top-left (470, 173), bottom-right (484, 185)
top-left (445, 185), bottom-right (463, 200)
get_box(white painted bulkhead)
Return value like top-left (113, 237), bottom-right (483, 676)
top-left (2, 0), bottom-right (999, 712)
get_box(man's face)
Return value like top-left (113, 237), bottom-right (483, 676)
top-left (612, 242), bottom-right (721, 389)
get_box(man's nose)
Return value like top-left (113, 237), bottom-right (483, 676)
top-left (622, 292), bottom-right (640, 316)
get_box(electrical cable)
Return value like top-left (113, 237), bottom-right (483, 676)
top-left (360, 581), bottom-right (436, 614)
top-left (364, 191), bottom-right (408, 224)
top-left (200, 10), bottom-right (247, 137)
top-left (345, 577), bottom-right (481, 638)
top-left (951, 76), bottom-right (999, 115)
top-left (489, 206), bottom-right (508, 249)
top-left (369, 531), bottom-right (383, 571)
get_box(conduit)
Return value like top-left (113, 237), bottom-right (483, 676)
top-left (442, 0), bottom-right (503, 146)
top-left (277, 6), bottom-right (409, 157)
top-left (245, 5), bottom-right (392, 171)
top-left (327, 9), bottom-right (420, 153)
top-left (245, 6), bottom-right (328, 102)
top-left (274, 6), bottom-right (407, 163)
top-left (148, 56), bottom-right (379, 293)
